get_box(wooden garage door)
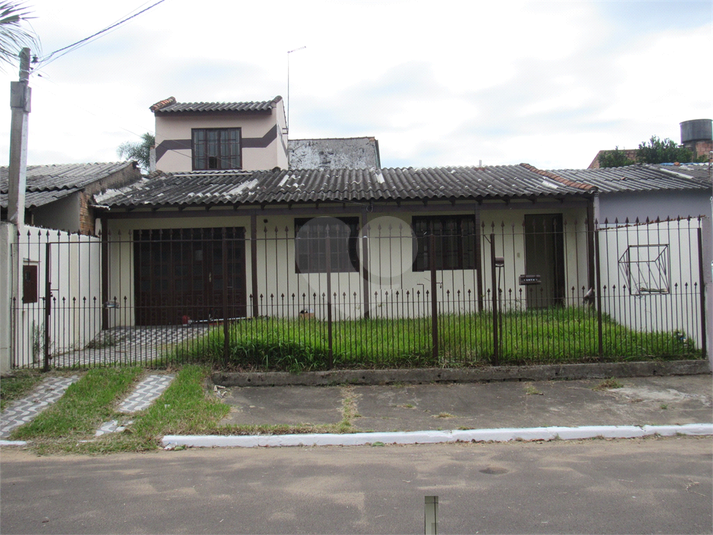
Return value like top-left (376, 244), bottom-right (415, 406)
top-left (134, 227), bottom-right (246, 326)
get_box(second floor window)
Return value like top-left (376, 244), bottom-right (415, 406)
top-left (192, 128), bottom-right (241, 170)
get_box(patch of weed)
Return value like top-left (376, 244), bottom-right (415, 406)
top-left (593, 378), bottom-right (624, 391)
top-left (0, 370), bottom-right (43, 411)
top-left (524, 383), bottom-right (543, 395)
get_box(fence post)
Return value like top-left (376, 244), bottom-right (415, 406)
top-left (430, 232), bottom-right (438, 362)
top-left (594, 228), bottom-right (603, 359)
top-left (361, 208), bottom-right (370, 319)
top-left (43, 241), bottom-right (51, 372)
top-left (490, 234), bottom-right (499, 365)
top-left (101, 220), bottom-right (109, 330)
top-left (326, 230), bottom-right (333, 369)
top-left (222, 228), bottom-right (229, 365)
top-left (250, 215), bottom-right (259, 318)
top-left (698, 226), bottom-right (707, 359)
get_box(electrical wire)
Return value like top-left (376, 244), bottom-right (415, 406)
top-left (32, 0), bottom-right (166, 70)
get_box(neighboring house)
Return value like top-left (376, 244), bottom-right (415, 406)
top-left (552, 163), bottom-right (711, 224)
top-left (0, 161), bottom-right (141, 234)
top-left (151, 96), bottom-right (289, 173)
top-left (1, 161), bottom-right (140, 371)
top-left (554, 163), bottom-right (711, 356)
top-left (588, 119), bottom-right (713, 169)
top-left (288, 137), bottom-right (381, 169)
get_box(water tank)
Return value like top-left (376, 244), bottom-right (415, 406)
top-left (680, 119), bottom-right (712, 143)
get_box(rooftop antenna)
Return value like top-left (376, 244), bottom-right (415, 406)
top-left (287, 46), bottom-right (306, 135)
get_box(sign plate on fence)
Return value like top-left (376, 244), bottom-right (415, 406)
top-left (519, 274), bottom-right (541, 285)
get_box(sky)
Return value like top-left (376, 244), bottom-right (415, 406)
top-left (0, 0), bottom-right (711, 170)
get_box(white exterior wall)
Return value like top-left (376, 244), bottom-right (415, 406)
top-left (597, 219), bottom-right (704, 347)
top-left (480, 208), bottom-right (591, 305)
top-left (0, 222), bottom-right (14, 373)
top-left (11, 227), bottom-right (102, 367)
top-left (31, 193), bottom-right (80, 233)
top-left (105, 204), bottom-right (591, 324)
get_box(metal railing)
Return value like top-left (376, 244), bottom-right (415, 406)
top-left (9, 216), bottom-right (705, 370)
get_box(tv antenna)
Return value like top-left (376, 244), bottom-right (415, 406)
top-left (287, 46), bottom-right (306, 134)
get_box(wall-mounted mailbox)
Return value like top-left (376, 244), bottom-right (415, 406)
top-left (22, 265), bottom-right (38, 303)
top-left (519, 274), bottom-right (541, 285)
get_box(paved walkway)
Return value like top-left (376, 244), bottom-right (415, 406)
top-left (218, 375), bottom-right (713, 431)
top-left (51, 326), bottom-right (208, 367)
top-left (1, 373), bottom-right (175, 441)
top-left (95, 374), bottom-right (175, 437)
top-left (0, 376), bottom-right (79, 439)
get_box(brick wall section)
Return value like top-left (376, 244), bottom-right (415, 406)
top-left (685, 140), bottom-right (713, 160)
top-left (80, 162), bottom-right (141, 235)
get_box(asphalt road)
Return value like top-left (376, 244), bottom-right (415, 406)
top-left (2, 436), bottom-right (711, 534)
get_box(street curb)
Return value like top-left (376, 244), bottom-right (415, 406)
top-left (212, 360), bottom-right (711, 387)
top-left (0, 440), bottom-right (27, 447)
top-left (162, 423), bottom-right (713, 449)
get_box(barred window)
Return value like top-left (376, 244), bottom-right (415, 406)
top-left (295, 217), bottom-right (360, 273)
top-left (413, 215), bottom-right (477, 271)
top-left (192, 128), bottom-right (241, 170)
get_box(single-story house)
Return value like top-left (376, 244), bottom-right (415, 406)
top-left (95, 163), bottom-right (601, 327)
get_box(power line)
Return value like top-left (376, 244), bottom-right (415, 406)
top-left (33, 0), bottom-right (166, 70)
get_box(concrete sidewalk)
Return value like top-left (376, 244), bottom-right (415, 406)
top-left (217, 374), bottom-right (713, 432)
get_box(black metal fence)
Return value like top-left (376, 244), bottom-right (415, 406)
top-left (9, 216), bottom-right (706, 370)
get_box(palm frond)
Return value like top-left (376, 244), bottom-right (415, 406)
top-left (0, 1), bottom-right (39, 70)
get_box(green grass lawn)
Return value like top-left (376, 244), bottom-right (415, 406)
top-left (163, 307), bottom-right (701, 371)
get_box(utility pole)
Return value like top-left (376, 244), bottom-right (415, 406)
top-left (8, 47), bottom-right (31, 227)
top-left (2, 47), bottom-right (32, 374)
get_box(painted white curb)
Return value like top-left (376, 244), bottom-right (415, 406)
top-left (162, 423), bottom-right (713, 449)
top-left (0, 440), bottom-right (27, 447)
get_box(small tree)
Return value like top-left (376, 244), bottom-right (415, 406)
top-left (117, 132), bottom-right (155, 172)
top-left (599, 147), bottom-right (634, 168)
top-left (636, 135), bottom-right (694, 164)
top-left (0, 1), bottom-right (39, 69)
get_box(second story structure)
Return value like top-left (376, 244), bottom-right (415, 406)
top-left (151, 96), bottom-right (288, 173)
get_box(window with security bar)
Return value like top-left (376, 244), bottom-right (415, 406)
top-left (412, 215), bottom-right (477, 271)
top-left (192, 128), bottom-right (241, 170)
top-left (294, 217), bottom-right (360, 273)
top-left (618, 244), bottom-right (670, 295)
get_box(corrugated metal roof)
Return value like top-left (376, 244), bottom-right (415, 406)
top-left (152, 97), bottom-right (282, 114)
top-left (1, 162), bottom-right (136, 209)
top-left (551, 164), bottom-right (710, 194)
top-left (97, 164), bottom-right (593, 209)
top-left (0, 188), bottom-right (82, 210)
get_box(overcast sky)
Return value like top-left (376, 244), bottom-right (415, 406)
top-left (0, 0), bottom-right (711, 170)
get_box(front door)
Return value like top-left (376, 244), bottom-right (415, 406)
top-left (134, 227), bottom-right (246, 325)
top-left (524, 214), bottom-right (565, 309)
